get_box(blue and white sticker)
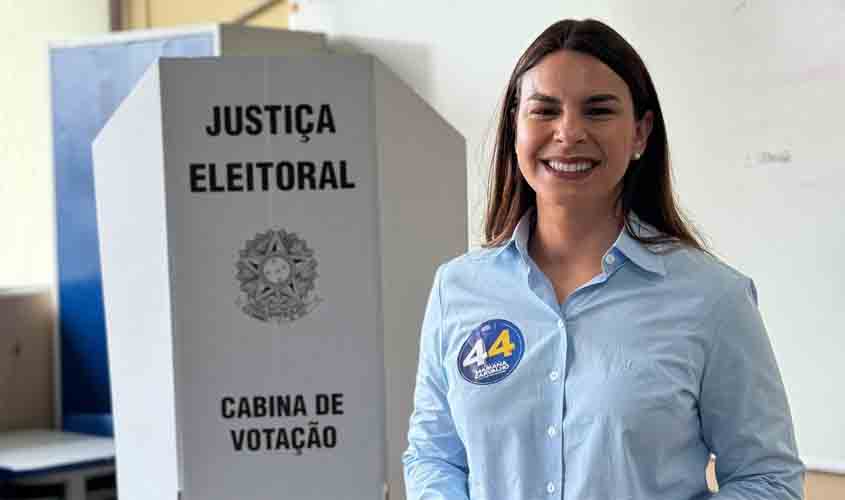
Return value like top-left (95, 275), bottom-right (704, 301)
top-left (458, 319), bottom-right (525, 385)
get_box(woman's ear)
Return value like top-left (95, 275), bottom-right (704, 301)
top-left (634, 111), bottom-right (654, 154)
top-left (635, 110), bottom-right (654, 154)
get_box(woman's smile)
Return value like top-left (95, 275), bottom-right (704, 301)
top-left (540, 157), bottom-right (601, 180)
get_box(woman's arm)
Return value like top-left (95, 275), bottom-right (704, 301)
top-left (699, 278), bottom-right (804, 499)
top-left (402, 266), bottom-right (470, 500)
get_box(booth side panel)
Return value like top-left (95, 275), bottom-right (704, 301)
top-left (373, 60), bottom-right (467, 500)
top-left (50, 34), bottom-right (215, 435)
top-left (93, 63), bottom-right (180, 500)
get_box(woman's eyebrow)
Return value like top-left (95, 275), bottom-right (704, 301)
top-left (526, 93), bottom-right (561, 105)
top-left (526, 93), bottom-right (621, 105)
top-left (585, 94), bottom-right (621, 104)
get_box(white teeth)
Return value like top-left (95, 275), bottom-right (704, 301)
top-left (545, 160), bottom-right (595, 172)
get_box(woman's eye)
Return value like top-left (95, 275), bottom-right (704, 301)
top-left (531, 108), bottom-right (558, 116)
top-left (587, 107), bottom-right (613, 116)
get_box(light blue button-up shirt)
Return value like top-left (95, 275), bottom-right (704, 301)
top-left (403, 211), bottom-right (803, 500)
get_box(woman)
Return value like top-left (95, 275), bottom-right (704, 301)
top-left (402, 18), bottom-right (803, 500)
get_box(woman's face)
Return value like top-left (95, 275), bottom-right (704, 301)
top-left (515, 49), bottom-right (652, 211)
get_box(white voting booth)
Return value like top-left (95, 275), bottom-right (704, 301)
top-left (92, 55), bottom-right (465, 500)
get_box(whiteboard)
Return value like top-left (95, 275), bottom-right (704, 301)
top-left (648, 1), bottom-right (845, 472)
top-left (292, 0), bottom-right (845, 472)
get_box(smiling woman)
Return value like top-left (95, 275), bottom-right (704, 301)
top-left (403, 18), bottom-right (804, 500)
top-left (484, 19), bottom-right (701, 254)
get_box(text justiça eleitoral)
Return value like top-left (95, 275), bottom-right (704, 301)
top-left (190, 103), bottom-right (357, 193)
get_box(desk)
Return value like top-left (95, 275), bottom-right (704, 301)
top-left (0, 430), bottom-right (115, 500)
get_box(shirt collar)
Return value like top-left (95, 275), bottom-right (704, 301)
top-left (493, 209), bottom-right (667, 276)
top-left (612, 213), bottom-right (667, 276)
top-left (491, 209), bottom-right (534, 258)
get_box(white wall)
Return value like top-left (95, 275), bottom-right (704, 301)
top-left (292, 0), bottom-right (845, 476)
top-left (0, 0), bottom-right (109, 288)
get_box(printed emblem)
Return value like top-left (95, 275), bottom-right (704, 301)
top-left (458, 319), bottom-right (525, 385)
top-left (235, 229), bottom-right (322, 323)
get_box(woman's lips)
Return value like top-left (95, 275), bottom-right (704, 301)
top-left (540, 158), bottom-right (600, 180)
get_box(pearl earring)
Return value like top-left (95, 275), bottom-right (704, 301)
top-left (632, 151), bottom-right (641, 160)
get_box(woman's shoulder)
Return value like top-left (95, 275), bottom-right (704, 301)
top-left (628, 215), bottom-right (751, 293)
top-left (660, 244), bottom-right (757, 303)
top-left (428, 245), bottom-right (516, 291)
top-left (437, 244), bottom-right (511, 271)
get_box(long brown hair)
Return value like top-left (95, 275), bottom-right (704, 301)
top-left (483, 19), bottom-right (707, 252)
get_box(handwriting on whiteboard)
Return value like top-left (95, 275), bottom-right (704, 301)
top-left (744, 150), bottom-right (792, 168)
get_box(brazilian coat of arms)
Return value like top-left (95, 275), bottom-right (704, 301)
top-left (235, 229), bottom-right (321, 323)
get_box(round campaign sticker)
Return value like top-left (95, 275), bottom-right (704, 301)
top-left (458, 319), bottom-right (525, 385)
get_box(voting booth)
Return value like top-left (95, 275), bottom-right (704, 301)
top-left (92, 55), bottom-right (465, 500)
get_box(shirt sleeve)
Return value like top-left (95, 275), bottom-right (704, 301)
top-left (402, 265), bottom-right (470, 500)
top-left (699, 278), bottom-right (805, 500)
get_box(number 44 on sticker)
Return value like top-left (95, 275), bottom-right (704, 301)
top-left (462, 329), bottom-right (516, 367)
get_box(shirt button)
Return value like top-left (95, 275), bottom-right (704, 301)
top-left (546, 482), bottom-right (556, 494)
top-left (549, 370), bottom-right (559, 382)
top-left (556, 319), bottom-right (564, 329)
top-left (605, 254), bottom-right (616, 265)
top-left (547, 425), bottom-right (557, 438)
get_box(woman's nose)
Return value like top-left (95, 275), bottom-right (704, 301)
top-left (553, 113), bottom-right (587, 144)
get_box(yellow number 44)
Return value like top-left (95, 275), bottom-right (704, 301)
top-left (487, 329), bottom-right (515, 358)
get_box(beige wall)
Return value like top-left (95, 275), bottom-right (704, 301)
top-left (123, 0), bottom-right (289, 30)
top-left (0, 289), bottom-right (54, 430)
top-left (806, 472), bottom-right (845, 500)
top-left (0, 1), bottom-right (109, 288)
top-left (705, 460), bottom-right (845, 499)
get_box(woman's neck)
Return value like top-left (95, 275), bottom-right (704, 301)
top-left (528, 199), bottom-right (624, 270)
